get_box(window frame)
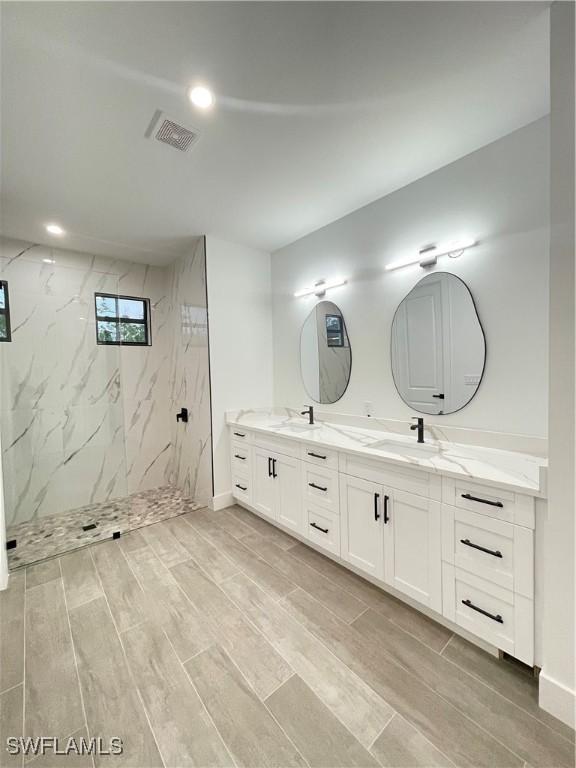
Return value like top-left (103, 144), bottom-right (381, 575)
top-left (325, 313), bottom-right (344, 348)
top-left (94, 292), bottom-right (151, 347)
top-left (0, 280), bottom-right (12, 343)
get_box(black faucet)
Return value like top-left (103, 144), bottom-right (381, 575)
top-left (410, 416), bottom-right (425, 443)
top-left (301, 405), bottom-right (314, 425)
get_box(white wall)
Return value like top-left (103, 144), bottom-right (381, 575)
top-left (540, 1), bottom-right (575, 727)
top-left (206, 236), bottom-right (273, 507)
top-left (272, 118), bottom-right (550, 437)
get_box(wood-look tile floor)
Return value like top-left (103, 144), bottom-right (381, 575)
top-left (0, 504), bottom-right (573, 768)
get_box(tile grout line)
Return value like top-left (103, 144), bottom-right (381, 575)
top-left (366, 711), bottom-right (396, 753)
top-left (438, 632), bottom-right (454, 656)
top-left (437, 640), bottom-right (576, 747)
top-left (88, 545), bottom-right (166, 768)
top-left (120, 538), bottom-right (237, 768)
top-left (58, 557), bottom-right (95, 768)
top-left (275, 584), bottom-right (527, 766)
top-left (179, 514), bottom-right (299, 605)
top-left (228, 569), bottom-right (396, 752)
top-left (206, 640), bottom-right (311, 768)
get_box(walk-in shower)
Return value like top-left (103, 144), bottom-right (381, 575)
top-left (0, 236), bottom-right (212, 568)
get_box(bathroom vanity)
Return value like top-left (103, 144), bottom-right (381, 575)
top-left (227, 411), bottom-right (546, 667)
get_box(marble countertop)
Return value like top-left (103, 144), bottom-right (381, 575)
top-left (226, 410), bottom-right (547, 496)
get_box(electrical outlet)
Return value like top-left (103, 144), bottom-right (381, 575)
top-left (364, 401), bottom-right (373, 417)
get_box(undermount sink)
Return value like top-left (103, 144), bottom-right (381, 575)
top-left (271, 422), bottom-right (319, 435)
top-left (369, 439), bottom-right (440, 459)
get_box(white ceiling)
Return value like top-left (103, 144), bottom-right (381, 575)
top-left (1, 2), bottom-right (549, 265)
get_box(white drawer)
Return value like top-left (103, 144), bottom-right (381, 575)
top-left (339, 453), bottom-right (441, 500)
top-left (442, 506), bottom-right (533, 596)
top-left (305, 506), bottom-right (340, 557)
top-left (232, 475), bottom-right (251, 504)
top-left (300, 444), bottom-right (339, 470)
top-left (302, 464), bottom-right (339, 514)
top-left (231, 442), bottom-right (251, 477)
top-left (442, 477), bottom-right (534, 528)
top-left (442, 564), bottom-right (534, 665)
top-left (254, 434), bottom-right (300, 459)
top-left (230, 427), bottom-right (253, 443)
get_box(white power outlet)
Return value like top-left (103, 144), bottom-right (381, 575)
top-left (364, 401), bottom-right (373, 417)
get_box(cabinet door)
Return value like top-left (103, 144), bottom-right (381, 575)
top-left (275, 454), bottom-right (303, 534)
top-left (340, 475), bottom-right (384, 579)
top-left (383, 490), bottom-right (442, 612)
top-left (252, 447), bottom-right (277, 521)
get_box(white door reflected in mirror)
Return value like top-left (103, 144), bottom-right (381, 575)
top-left (391, 272), bottom-right (486, 415)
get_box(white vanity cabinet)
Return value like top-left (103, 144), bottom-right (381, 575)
top-left (252, 446), bottom-right (303, 533)
top-left (340, 475), bottom-right (385, 578)
top-left (228, 422), bottom-right (540, 668)
top-left (340, 475), bottom-right (442, 610)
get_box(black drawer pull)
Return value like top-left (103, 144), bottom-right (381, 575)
top-left (234, 454), bottom-right (246, 460)
top-left (272, 458), bottom-right (277, 479)
top-left (308, 452), bottom-right (327, 460)
top-left (310, 522), bottom-right (329, 534)
top-left (461, 493), bottom-right (504, 508)
top-left (462, 599), bottom-right (503, 624)
top-left (383, 494), bottom-right (390, 524)
top-left (374, 493), bottom-right (380, 521)
top-left (233, 432), bottom-right (246, 438)
top-left (268, 457), bottom-right (272, 477)
top-left (235, 484), bottom-right (247, 491)
top-left (309, 482), bottom-right (328, 492)
top-left (460, 539), bottom-right (503, 558)
top-left (432, 393), bottom-right (445, 399)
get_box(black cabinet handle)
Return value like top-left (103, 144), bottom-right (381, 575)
top-left (234, 432), bottom-right (246, 438)
top-left (235, 484), bottom-right (247, 491)
top-left (309, 482), bottom-right (327, 492)
top-left (272, 458), bottom-right (277, 479)
top-left (234, 454), bottom-right (246, 461)
top-left (308, 452), bottom-right (327, 460)
top-left (462, 599), bottom-right (503, 624)
top-left (374, 493), bottom-right (380, 521)
top-left (461, 493), bottom-right (504, 508)
top-left (310, 522), bottom-right (329, 534)
top-left (383, 494), bottom-right (390, 524)
top-left (460, 539), bottom-right (503, 558)
top-left (268, 457), bottom-right (272, 477)
top-left (432, 393), bottom-right (445, 399)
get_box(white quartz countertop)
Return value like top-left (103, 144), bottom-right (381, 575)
top-left (227, 411), bottom-right (547, 497)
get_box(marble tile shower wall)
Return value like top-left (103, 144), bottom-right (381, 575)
top-left (0, 236), bottom-right (211, 529)
top-left (166, 239), bottom-right (212, 505)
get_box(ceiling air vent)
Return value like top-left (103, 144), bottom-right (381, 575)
top-left (147, 109), bottom-right (199, 152)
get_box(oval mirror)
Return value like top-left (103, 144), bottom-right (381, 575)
top-left (300, 300), bottom-right (352, 404)
top-left (391, 272), bottom-right (485, 415)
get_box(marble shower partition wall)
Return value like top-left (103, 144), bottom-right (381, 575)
top-left (165, 239), bottom-right (212, 505)
top-left (0, 235), bottom-right (212, 530)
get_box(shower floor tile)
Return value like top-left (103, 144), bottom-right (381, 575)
top-left (6, 486), bottom-right (203, 570)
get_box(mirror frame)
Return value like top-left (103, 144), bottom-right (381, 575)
top-left (299, 300), bottom-right (353, 405)
top-left (390, 271), bottom-right (486, 416)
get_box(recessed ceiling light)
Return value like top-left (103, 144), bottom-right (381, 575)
top-left (188, 85), bottom-right (214, 109)
top-left (46, 223), bottom-right (65, 236)
top-left (42, 258), bottom-right (56, 264)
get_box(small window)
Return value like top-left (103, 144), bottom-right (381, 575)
top-left (95, 293), bottom-right (151, 346)
top-left (325, 314), bottom-right (344, 347)
top-left (0, 281), bottom-right (11, 342)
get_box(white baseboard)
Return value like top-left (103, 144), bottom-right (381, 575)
top-left (211, 491), bottom-right (235, 511)
top-left (539, 670), bottom-right (576, 729)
